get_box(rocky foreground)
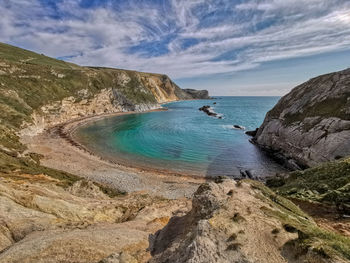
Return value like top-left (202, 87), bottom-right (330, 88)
top-left (150, 179), bottom-right (349, 263)
top-left (0, 175), bottom-right (348, 262)
top-left (0, 173), bottom-right (190, 262)
top-left (254, 68), bottom-right (350, 169)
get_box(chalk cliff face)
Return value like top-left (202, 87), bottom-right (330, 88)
top-left (254, 68), bottom-right (350, 168)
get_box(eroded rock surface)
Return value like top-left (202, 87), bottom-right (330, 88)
top-left (0, 174), bottom-right (190, 263)
top-left (149, 179), bottom-right (348, 263)
top-left (254, 68), bottom-right (350, 168)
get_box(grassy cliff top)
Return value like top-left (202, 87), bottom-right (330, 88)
top-left (265, 68), bottom-right (350, 126)
top-left (0, 42), bottom-right (79, 69)
top-left (267, 158), bottom-right (350, 213)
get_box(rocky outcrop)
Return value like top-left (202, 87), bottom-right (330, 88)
top-left (149, 179), bottom-right (349, 263)
top-left (199, 105), bottom-right (222, 119)
top-left (0, 173), bottom-right (190, 262)
top-left (182, 89), bottom-right (210, 99)
top-left (254, 68), bottom-right (350, 168)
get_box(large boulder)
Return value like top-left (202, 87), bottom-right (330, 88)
top-left (254, 68), bottom-right (350, 168)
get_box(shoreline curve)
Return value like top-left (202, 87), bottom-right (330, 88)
top-left (21, 108), bottom-right (205, 199)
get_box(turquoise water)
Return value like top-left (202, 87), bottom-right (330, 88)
top-left (74, 97), bottom-right (286, 178)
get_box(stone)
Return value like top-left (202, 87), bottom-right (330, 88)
top-left (254, 68), bottom-right (350, 168)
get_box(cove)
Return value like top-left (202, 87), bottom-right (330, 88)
top-left (73, 97), bottom-right (286, 178)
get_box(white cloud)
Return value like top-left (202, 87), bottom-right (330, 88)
top-left (1, 0), bottom-right (350, 81)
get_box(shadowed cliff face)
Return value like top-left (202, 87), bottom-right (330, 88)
top-left (254, 68), bottom-right (350, 168)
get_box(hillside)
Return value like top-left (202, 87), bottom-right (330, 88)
top-left (254, 68), bottom-right (350, 169)
top-left (0, 42), bottom-right (206, 176)
top-left (267, 157), bottom-right (350, 214)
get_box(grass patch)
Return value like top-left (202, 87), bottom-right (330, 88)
top-left (0, 151), bottom-right (80, 187)
top-left (249, 180), bottom-right (350, 260)
top-left (268, 158), bottom-right (350, 213)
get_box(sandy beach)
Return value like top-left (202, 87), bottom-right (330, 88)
top-left (21, 110), bottom-right (205, 199)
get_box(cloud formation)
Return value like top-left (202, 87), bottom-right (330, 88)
top-left (1, 0), bottom-right (350, 80)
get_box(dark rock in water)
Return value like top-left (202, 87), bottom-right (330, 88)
top-left (239, 170), bottom-right (247, 178)
top-left (199, 105), bottom-right (224, 119)
top-left (199, 105), bottom-right (210, 111)
top-left (182, 89), bottom-right (210, 99)
top-left (233, 125), bottom-right (245, 130)
top-left (199, 105), bottom-right (217, 117)
top-left (213, 102), bottom-right (216, 104)
top-left (245, 128), bottom-right (259, 137)
top-left (245, 170), bottom-right (253, 179)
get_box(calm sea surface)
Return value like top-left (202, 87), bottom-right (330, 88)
top-left (74, 97), bottom-right (286, 178)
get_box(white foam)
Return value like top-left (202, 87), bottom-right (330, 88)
top-left (222, 125), bottom-right (246, 130)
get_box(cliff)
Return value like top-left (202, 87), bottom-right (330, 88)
top-left (254, 68), bottom-right (350, 168)
top-left (182, 89), bottom-right (210, 99)
top-left (150, 179), bottom-right (349, 263)
top-left (0, 42), bottom-right (207, 151)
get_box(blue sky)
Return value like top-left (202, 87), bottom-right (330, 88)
top-left (1, 0), bottom-right (350, 95)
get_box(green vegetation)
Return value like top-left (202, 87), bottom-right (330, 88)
top-left (250, 180), bottom-right (350, 261)
top-left (265, 70), bottom-right (350, 128)
top-left (0, 150), bottom-right (80, 187)
top-left (0, 42), bottom-right (172, 189)
top-left (266, 158), bottom-right (350, 213)
top-left (283, 95), bottom-right (350, 126)
top-left (0, 42), bottom-right (77, 69)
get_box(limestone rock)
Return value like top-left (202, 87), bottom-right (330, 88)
top-left (0, 175), bottom-right (190, 262)
top-left (99, 252), bottom-right (138, 263)
top-left (149, 179), bottom-right (346, 263)
top-left (254, 68), bottom-right (350, 167)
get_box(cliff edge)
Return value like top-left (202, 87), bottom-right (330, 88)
top-left (254, 68), bottom-right (350, 168)
top-left (150, 179), bottom-right (349, 263)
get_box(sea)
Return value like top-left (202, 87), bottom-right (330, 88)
top-left (74, 97), bottom-right (287, 178)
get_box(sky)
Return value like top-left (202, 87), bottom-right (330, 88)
top-left (1, 0), bottom-right (350, 96)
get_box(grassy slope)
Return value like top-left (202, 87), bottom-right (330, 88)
top-left (0, 42), bottom-right (162, 185)
top-left (267, 158), bottom-right (350, 213)
top-left (251, 180), bottom-right (350, 261)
